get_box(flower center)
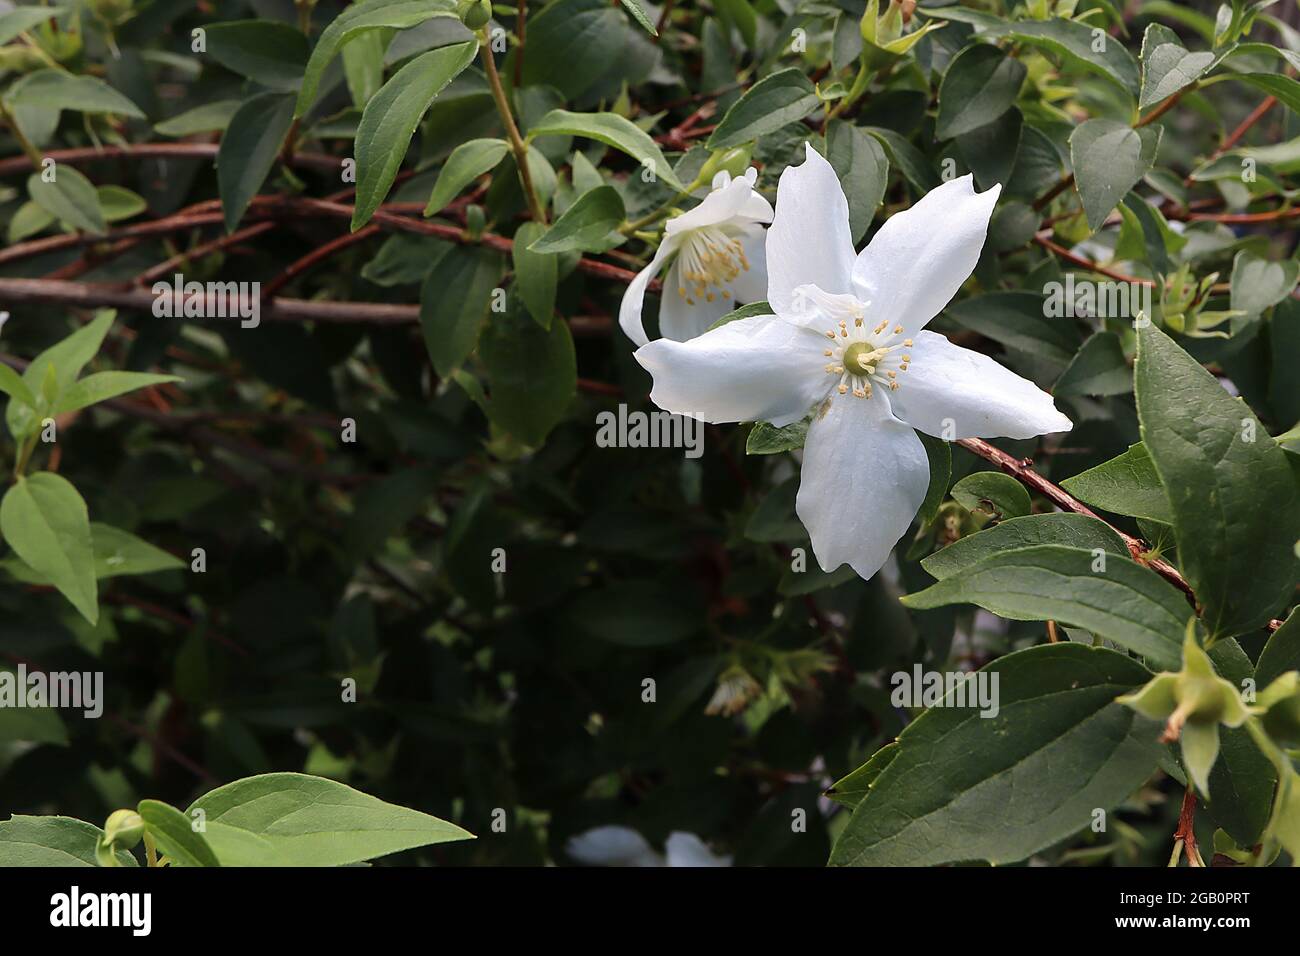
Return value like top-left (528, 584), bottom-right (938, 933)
top-left (797, 284), bottom-right (916, 402)
top-left (676, 226), bottom-right (750, 305)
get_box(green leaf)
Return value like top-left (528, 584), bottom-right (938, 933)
top-left (137, 800), bottom-right (221, 867)
top-left (1061, 442), bottom-right (1172, 523)
top-left (154, 100), bottom-right (242, 137)
top-left (1139, 23), bottom-right (1218, 109)
top-left (88, 524), bottom-right (184, 579)
top-left (902, 545), bottom-right (1188, 668)
top-left (2, 69), bottom-right (144, 118)
top-left (1054, 331), bottom-right (1132, 397)
top-left (518, 0), bottom-right (628, 101)
top-left (528, 109), bottom-right (685, 192)
top-left (618, 0), bottom-right (657, 35)
top-left (918, 433), bottom-right (952, 526)
top-left (706, 69), bottom-right (820, 150)
top-left (217, 92), bottom-right (296, 233)
top-left (27, 168), bottom-right (105, 236)
top-left (709, 300), bottom-right (773, 331)
top-left (1136, 323), bottom-right (1300, 637)
top-left (480, 304), bottom-right (576, 446)
top-left (825, 742), bottom-right (899, 810)
top-left (826, 121), bottom-right (889, 244)
top-left (96, 185), bottom-right (147, 223)
top-left (3, 522), bottom-right (184, 582)
top-left (0, 6), bottom-right (66, 46)
top-left (996, 18), bottom-right (1141, 95)
top-left (353, 40), bottom-right (478, 229)
top-left (418, 245), bottom-right (501, 376)
top-left (1230, 72), bottom-right (1300, 117)
top-left (0, 816), bottom-right (136, 867)
top-left (936, 43), bottom-right (1027, 140)
top-left (6, 311), bottom-right (115, 440)
top-left (528, 185), bottom-right (624, 254)
top-left (512, 222), bottom-right (557, 328)
top-left (829, 644), bottom-right (1163, 866)
top-left (0, 364), bottom-right (36, 407)
top-left (185, 772), bottom-right (473, 866)
top-left (950, 471), bottom-right (1032, 521)
top-left (866, 126), bottom-right (939, 192)
top-left (54, 371), bottom-right (181, 414)
top-left (1256, 610), bottom-right (1300, 689)
top-left (205, 20), bottom-right (309, 92)
top-left (1230, 249), bottom-right (1299, 317)
top-left (1205, 640), bottom-right (1277, 846)
top-left (295, 0), bottom-right (458, 118)
top-left (1070, 119), bottom-right (1162, 231)
top-left (1, 473), bottom-right (97, 625)
top-left (425, 138), bottom-right (509, 215)
top-left (944, 291), bottom-right (1080, 365)
top-left (922, 513), bottom-right (1129, 581)
top-left (746, 418), bottom-right (809, 456)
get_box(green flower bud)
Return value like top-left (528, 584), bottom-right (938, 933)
top-left (1255, 672), bottom-right (1300, 747)
top-left (1117, 624), bottom-right (1248, 796)
top-left (696, 146), bottom-right (752, 186)
top-left (457, 0), bottom-right (492, 31)
top-left (103, 809), bottom-right (145, 849)
top-left (0, 46), bottom-right (48, 74)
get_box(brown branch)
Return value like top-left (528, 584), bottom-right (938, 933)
top-left (1173, 787), bottom-right (1202, 867)
top-left (134, 221), bottom-right (278, 287)
top-left (262, 223), bottom-right (380, 299)
top-left (1033, 234), bottom-right (1157, 286)
top-left (0, 142), bottom-right (343, 178)
top-left (1184, 96), bottom-right (1278, 187)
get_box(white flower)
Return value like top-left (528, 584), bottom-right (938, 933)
top-left (634, 144), bottom-right (1073, 582)
top-left (565, 825), bottom-right (733, 867)
top-left (619, 167), bottom-right (773, 346)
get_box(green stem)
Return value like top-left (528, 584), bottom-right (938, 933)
top-left (143, 832), bottom-right (159, 867)
top-left (479, 28), bottom-right (547, 225)
top-left (0, 103), bottom-right (42, 168)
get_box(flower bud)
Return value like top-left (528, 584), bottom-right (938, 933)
top-left (457, 0), bottom-right (492, 31)
top-left (103, 809), bottom-right (145, 849)
top-left (697, 147), bottom-right (752, 186)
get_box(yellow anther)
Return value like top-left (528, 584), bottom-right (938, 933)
top-left (825, 331), bottom-right (836, 340)
top-left (903, 338), bottom-right (913, 347)
top-left (893, 325), bottom-right (903, 334)
top-left (887, 371), bottom-right (896, 379)
top-left (889, 381), bottom-right (900, 391)
top-left (902, 354), bottom-right (911, 362)
top-left (824, 349), bottom-right (833, 357)
top-left (838, 384), bottom-right (848, 394)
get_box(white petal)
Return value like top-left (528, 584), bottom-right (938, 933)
top-left (658, 259), bottom-right (733, 341)
top-left (796, 388), bottom-right (929, 581)
top-left (618, 239), bottom-right (677, 346)
top-left (885, 331), bottom-right (1073, 439)
top-left (635, 314), bottom-right (832, 427)
top-left (566, 826), bottom-right (665, 867)
top-left (765, 143), bottom-right (856, 316)
top-left (666, 174), bottom-right (770, 235)
top-left (851, 175), bottom-right (1000, 336)
top-left (728, 227), bottom-right (769, 304)
top-left (664, 832), bottom-right (733, 867)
